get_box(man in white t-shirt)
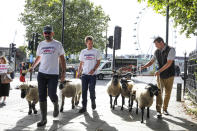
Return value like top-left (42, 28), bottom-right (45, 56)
top-left (29, 25), bottom-right (66, 127)
top-left (77, 36), bottom-right (101, 113)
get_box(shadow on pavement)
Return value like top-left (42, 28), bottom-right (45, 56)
top-left (51, 108), bottom-right (83, 129)
top-left (5, 112), bottom-right (40, 131)
top-left (163, 115), bottom-right (197, 130)
top-left (81, 110), bottom-right (118, 131)
top-left (145, 115), bottom-right (170, 131)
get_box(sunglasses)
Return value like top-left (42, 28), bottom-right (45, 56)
top-left (44, 32), bottom-right (51, 35)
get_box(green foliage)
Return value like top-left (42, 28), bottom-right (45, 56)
top-left (138, 0), bottom-right (197, 37)
top-left (18, 45), bottom-right (28, 56)
top-left (19, 0), bottom-right (110, 55)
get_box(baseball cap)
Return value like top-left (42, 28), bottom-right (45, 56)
top-left (43, 25), bottom-right (53, 33)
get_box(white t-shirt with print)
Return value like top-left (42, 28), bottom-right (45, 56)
top-left (79, 48), bottom-right (101, 75)
top-left (36, 39), bottom-right (65, 75)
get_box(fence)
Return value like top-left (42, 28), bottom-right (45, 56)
top-left (186, 50), bottom-right (197, 104)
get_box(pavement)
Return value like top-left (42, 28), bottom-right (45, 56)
top-left (0, 74), bottom-right (197, 131)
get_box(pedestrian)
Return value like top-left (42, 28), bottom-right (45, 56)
top-left (29, 25), bottom-right (66, 127)
top-left (19, 62), bottom-right (27, 82)
top-left (140, 36), bottom-right (175, 118)
top-left (77, 36), bottom-right (101, 113)
top-left (0, 56), bottom-right (13, 106)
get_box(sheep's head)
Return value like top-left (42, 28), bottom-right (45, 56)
top-left (19, 84), bottom-right (29, 98)
top-left (112, 70), bottom-right (121, 86)
top-left (120, 78), bottom-right (131, 91)
top-left (147, 83), bottom-right (159, 97)
top-left (59, 80), bottom-right (72, 90)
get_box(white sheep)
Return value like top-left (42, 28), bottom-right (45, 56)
top-left (59, 78), bottom-right (82, 112)
top-left (131, 83), bottom-right (159, 123)
top-left (107, 71), bottom-right (121, 110)
top-left (19, 83), bottom-right (39, 115)
top-left (120, 78), bottom-right (134, 111)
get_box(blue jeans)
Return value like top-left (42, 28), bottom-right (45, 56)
top-left (81, 74), bottom-right (96, 108)
top-left (37, 72), bottom-right (59, 102)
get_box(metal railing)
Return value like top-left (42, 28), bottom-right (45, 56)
top-left (185, 50), bottom-right (197, 104)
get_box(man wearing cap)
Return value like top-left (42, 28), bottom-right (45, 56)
top-left (77, 36), bottom-right (101, 113)
top-left (140, 36), bottom-right (175, 118)
top-left (29, 25), bottom-right (66, 127)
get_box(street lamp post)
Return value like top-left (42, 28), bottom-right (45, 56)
top-left (105, 27), bottom-right (108, 59)
top-left (166, 0), bottom-right (169, 45)
top-left (61, 0), bottom-right (66, 45)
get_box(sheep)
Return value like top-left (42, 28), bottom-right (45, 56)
top-left (107, 71), bottom-right (121, 110)
top-left (131, 83), bottom-right (159, 123)
top-left (59, 78), bottom-right (82, 112)
top-left (19, 83), bottom-right (39, 115)
top-left (120, 78), bottom-right (134, 111)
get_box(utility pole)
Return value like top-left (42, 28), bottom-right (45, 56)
top-left (105, 28), bottom-right (108, 59)
top-left (30, 33), bottom-right (35, 81)
top-left (61, 0), bottom-right (66, 45)
top-left (166, 0), bottom-right (169, 45)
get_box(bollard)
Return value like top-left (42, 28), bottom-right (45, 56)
top-left (176, 83), bottom-right (182, 101)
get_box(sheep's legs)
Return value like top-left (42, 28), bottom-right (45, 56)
top-left (128, 97), bottom-right (131, 107)
top-left (113, 95), bottom-right (119, 110)
top-left (75, 92), bottom-right (81, 106)
top-left (60, 96), bottom-right (65, 112)
top-left (71, 97), bottom-right (75, 109)
top-left (141, 107), bottom-right (145, 123)
top-left (110, 95), bottom-right (113, 108)
top-left (129, 97), bottom-right (133, 112)
top-left (32, 103), bottom-right (38, 114)
top-left (28, 101), bottom-right (32, 115)
top-left (114, 94), bottom-right (119, 105)
top-left (147, 107), bottom-right (150, 118)
top-left (136, 102), bottom-right (138, 114)
top-left (121, 95), bottom-right (125, 110)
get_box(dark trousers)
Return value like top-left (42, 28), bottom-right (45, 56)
top-left (37, 72), bottom-right (59, 102)
top-left (81, 75), bottom-right (96, 108)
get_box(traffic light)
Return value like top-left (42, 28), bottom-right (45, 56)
top-left (35, 33), bottom-right (41, 50)
top-left (28, 40), bottom-right (34, 50)
top-left (114, 26), bottom-right (121, 50)
top-left (108, 36), bottom-right (113, 49)
top-left (11, 43), bottom-right (16, 57)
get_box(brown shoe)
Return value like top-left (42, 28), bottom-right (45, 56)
top-left (163, 110), bottom-right (169, 115)
top-left (157, 111), bottom-right (162, 118)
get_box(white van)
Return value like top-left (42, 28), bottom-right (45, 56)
top-left (97, 60), bottom-right (113, 80)
top-left (96, 59), bottom-right (137, 80)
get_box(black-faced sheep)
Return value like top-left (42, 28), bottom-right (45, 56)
top-left (19, 84), bottom-right (39, 115)
top-left (59, 78), bottom-right (82, 112)
top-left (107, 71), bottom-right (121, 110)
top-left (131, 83), bottom-right (159, 123)
top-left (120, 78), bottom-right (134, 111)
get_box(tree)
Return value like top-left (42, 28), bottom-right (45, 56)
top-left (19, 0), bottom-right (110, 55)
top-left (138, 0), bottom-right (197, 37)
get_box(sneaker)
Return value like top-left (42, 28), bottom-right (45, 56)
top-left (157, 112), bottom-right (162, 118)
top-left (79, 108), bottom-right (86, 113)
top-left (163, 110), bottom-right (169, 115)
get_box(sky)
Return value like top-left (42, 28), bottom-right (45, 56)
top-left (0, 0), bottom-right (196, 57)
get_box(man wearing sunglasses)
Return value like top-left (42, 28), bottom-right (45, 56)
top-left (29, 25), bottom-right (66, 127)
